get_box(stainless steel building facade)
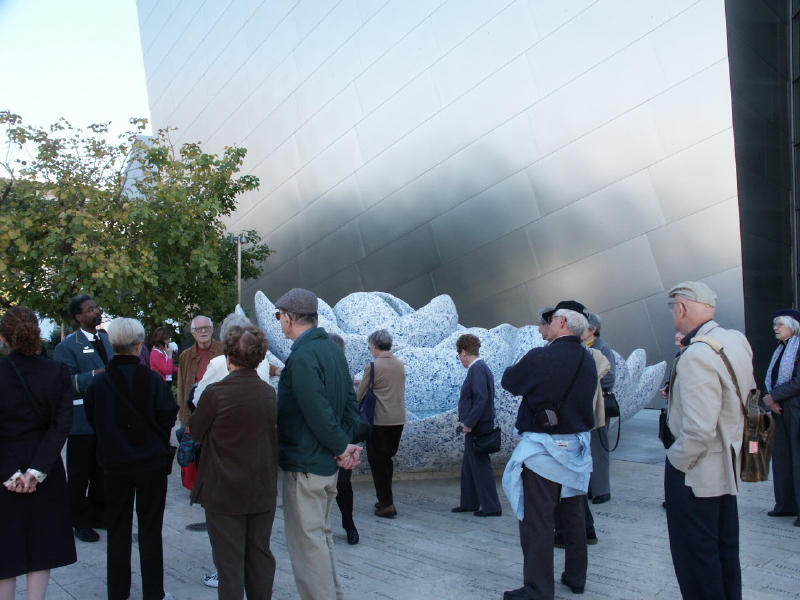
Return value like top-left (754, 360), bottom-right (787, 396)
top-left (136, 0), bottom-right (797, 372)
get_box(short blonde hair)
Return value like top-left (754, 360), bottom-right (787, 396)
top-left (107, 317), bottom-right (145, 355)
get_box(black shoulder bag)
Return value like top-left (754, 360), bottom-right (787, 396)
top-left (352, 362), bottom-right (376, 444)
top-left (530, 347), bottom-right (586, 431)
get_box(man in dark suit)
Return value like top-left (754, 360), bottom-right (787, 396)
top-left (54, 294), bottom-right (114, 543)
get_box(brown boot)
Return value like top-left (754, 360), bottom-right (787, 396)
top-left (374, 504), bottom-right (397, 518)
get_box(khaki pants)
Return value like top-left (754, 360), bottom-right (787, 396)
top-left (282, 470), bottom-right (343, 600)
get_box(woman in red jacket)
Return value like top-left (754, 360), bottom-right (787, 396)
top-left (149, 327), bottom-right (178, 383)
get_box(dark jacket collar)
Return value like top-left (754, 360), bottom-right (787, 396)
top-left (681, 319), bottom-right (714, 345)
top-left (291, 327), bottom-right (328, 351)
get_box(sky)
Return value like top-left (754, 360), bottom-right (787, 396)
top-left (0, 0), bottom-right (152, 140)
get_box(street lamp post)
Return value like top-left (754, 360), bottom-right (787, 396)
top-left (228, 232), bottom-right (248, 306)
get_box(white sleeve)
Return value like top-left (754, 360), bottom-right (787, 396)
top-left (194, 357), bottom-right (227, 406)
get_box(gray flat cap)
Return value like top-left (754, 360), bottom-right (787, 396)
top-left (667, 281), bottom-right (717, 307)
top-left (275, 288), bottom-right (318, 314)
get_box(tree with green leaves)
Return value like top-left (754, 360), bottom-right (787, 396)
top-left (0, 112), bottom-right (272, 330)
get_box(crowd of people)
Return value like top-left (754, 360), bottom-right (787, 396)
top-left (0, 280), bottom-right (798, 600)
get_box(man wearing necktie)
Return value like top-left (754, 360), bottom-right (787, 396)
top-left (55, 295), bottom-right (114, 543)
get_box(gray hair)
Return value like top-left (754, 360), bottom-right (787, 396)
top-left (553, 309), bottom-right (589, 337)
top-left (538, 307), bottom-right (555, 325)
top-left (775, 316), bottom-right (800, 336)
top-left (191, 315), bottom-right (214, 329)
top-left (586, 312), bottom-right (601, 335)
top-left (220, 313), bottom-right (252, 340)
top-left (368, 329), bottom-right (393, 351)
top-left (107, 317), bottom-right (145, 355)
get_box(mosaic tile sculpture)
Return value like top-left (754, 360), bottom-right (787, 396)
top-left (253, 291), bottom-right (667, 473)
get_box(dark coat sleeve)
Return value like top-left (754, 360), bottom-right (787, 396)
top-left (460, 364), bottom-right (493, 429)
top-left (29, 363), bottom-right (74, 474)
top-left (768, 355), bottom-right (800, 402)
top-left (598, 343), bottom-right (616, 393)
top-left (152, 374), bottom-right (178, 436)
top-left (502, 349), bottom-right (540, 396)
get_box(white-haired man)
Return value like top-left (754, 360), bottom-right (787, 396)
top-left (501, 300), bottom-right (598, 600)
top-left (664, 281), bottom-right (755, 600)
top-left (176, 315), bottom-right (223, 426)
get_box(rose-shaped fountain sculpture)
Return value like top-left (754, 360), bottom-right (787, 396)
top-left (253, 291), bottom-right (666, 473)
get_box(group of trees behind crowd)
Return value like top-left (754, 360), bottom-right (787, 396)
top-left (0, 111), bottom-right (272, 335)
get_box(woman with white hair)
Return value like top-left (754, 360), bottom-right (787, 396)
top-left (763, 310), bottom-right (800, 527)
top-left (84, 317), bottom-right (178, 600)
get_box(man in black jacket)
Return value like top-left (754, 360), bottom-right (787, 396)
top-left (501, 301), bottom-right (597, 600)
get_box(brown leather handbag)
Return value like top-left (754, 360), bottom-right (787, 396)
top-left (691, 336), bottom-right (775, 483)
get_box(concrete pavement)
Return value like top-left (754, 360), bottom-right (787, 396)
top-left (16, 409), bottom-right (800, 599)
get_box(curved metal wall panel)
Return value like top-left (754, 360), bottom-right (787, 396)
top-left (137, 0), bottom-right (745, 368)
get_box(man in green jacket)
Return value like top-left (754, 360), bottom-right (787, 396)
top-left (275, 288), bottom-right (361, 600)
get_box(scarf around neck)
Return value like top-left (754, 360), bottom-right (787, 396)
top-left (765, 335), bottom-right (800, 393)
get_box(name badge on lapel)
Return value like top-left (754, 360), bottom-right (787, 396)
top-left (83, 347), bottom-right (95, 354)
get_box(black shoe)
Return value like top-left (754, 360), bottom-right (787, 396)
top-left (503, 588), bottom-right (534, 600)
top-left (474, 510), bottom-right (502, 517)
top-left (768, 510), bottom-right (797, 517)
top-left (591, 494), bottom-right (610, 505)
top-left (561, 573), bottom-right (585, 594)
top-left (75, 527), bottom-right (100, 543)
top-left (586, 530), bottom-right (598, 545)
top-left (346, 528), bottom-right (359, 545)
top-left (451, 506), bottom-right (477, 513)
top-left (794, 518), bottom-right (800, 527)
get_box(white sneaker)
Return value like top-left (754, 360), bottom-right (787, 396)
top-left (203, 572), bottom-right (219, 588)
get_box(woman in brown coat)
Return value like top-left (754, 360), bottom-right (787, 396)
top-left (188, 325), bottom-right (278, 600)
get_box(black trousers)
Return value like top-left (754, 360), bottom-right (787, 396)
top-left (772, 398), bottom-right (800, 514)
top-left (367, 424), bottom-right (404, 506)
top-left (336, 467), bottom-right (355, 530)
top-left (460, 421), bottom-right (501, 513)
top-left (664, 458), bottom-right (741, 600)
top-left (205, 508), bottom-right (277, 600)
top-left (66, 433), bottom-right (105, 529)
top-left (105, 468), bottom-right (168, 600)
top-left (520, 466), bottom-right (587, 599)
top-left (553, 495), bottom-right (594, 536)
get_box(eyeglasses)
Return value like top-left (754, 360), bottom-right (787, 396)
top-left (667, 302), bottom-right (685, 312)
top-left (192, 326), bottom-right (212, 332)
top-left (275, 311), bottom-right (284, 321)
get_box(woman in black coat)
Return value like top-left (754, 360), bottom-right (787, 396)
top-left (85, 317), bottom-right (178, 600)
top-left (763, 310), bottom-right (800, 527)
top-left (0, 307), bottom-right (76, 600)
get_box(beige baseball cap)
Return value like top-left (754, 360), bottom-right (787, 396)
top-left (667, 281), bottom-right (717, 307)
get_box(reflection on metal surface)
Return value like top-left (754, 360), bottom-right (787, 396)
top-left (138, 0), bottom-right (745, 370)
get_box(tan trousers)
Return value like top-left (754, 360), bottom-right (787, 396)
top-left (282, 470), bottom-right (343, 600)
